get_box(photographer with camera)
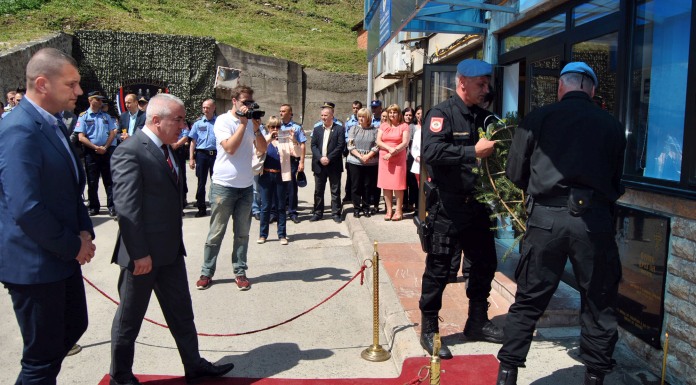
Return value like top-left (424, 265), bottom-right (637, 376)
top-left (196, 85), bottom-right (267, 291)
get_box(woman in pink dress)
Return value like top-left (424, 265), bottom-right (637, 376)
top-left (376, 104), bottom-right (410, 221)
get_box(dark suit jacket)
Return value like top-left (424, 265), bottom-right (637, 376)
top-left (0, 99), bottom-right (93, 284)
top-left (310, 123), bottom-right (345, 174)
top-left (117, 110), bottom-right (146, 143)
top-left (110, 129), bottom-right (186, 269)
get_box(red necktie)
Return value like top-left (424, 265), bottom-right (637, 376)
top-left (161, 144), bottom-right (177, 181)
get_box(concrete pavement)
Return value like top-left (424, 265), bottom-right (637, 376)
top-left (0, 160), bottom-right (660, 384)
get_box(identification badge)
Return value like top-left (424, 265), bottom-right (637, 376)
top-left (430, 117), bottom-right (444, 133)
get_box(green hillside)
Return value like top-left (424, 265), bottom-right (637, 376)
top-left (0, 0), bottom-right (367, 73)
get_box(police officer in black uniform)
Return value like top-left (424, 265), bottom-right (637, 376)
top-left (496, 62), bottom-right (626, 385)
top-left (418, 59), bottom-right (503, 359)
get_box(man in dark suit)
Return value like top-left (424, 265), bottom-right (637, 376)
top-left (309, 105), bottom-right (345, 223)
top-left (117, 93), bottom-right (146, 143)
top-left (0, 48), bottom-right (96, 385)
top-left (109, 94), bottom-right (234, 385)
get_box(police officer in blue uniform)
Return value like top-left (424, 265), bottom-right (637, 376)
top-left (76, 91), bottom-right (118, 216)
top-left (496, 62), bottom-right (626, 385)
top-left (418, 59), bottom-right (503, 359)
top-left (279, 103), bottom-right (307, 223)
top-left (188, 99), bottom-right (217, 217)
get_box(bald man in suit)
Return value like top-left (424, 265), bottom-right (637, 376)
top-left (109, 94), bottom-right (234, 385)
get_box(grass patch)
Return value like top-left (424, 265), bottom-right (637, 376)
top-left (0, 0), bottom-right (367, 73)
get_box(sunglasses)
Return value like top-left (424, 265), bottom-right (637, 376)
top-left (267, 125), bottom-right (280, 128)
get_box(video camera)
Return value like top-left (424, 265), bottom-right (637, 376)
top-left (235, 102), bottom-right (265, 120)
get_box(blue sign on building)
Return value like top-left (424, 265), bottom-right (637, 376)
top-left (379, 0), bottom-right (392, 47)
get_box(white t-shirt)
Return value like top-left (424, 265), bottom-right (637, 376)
top-left (211, 110), bottom-right (256, 188)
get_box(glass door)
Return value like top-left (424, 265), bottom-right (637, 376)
top-left (526, 48), bottom-right (563, 113)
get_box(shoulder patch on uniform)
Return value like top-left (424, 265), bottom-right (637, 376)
top-left (79, 111), bottom-right (87, 116)
top-left (429, 117), bottom-right (444, 133)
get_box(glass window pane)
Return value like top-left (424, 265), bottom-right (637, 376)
top-left (625, 0), bottom-right (691, 181)
top-left (501, 13), bottom-right (566, 53)
top-left (572, 32), bottom-right (619, 112)
top-left (573, 0), bottom-right (620, 27)
top-left (430, 71), bottom-right (457, 105)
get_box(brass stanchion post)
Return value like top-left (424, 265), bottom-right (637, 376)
top-left (429, 333), bottom-right (441, 385)
top-left (661, 332), bottom-right (669, 385)
top-left (361, 241), bottom-right (391, 362)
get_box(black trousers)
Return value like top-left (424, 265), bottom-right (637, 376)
top-left (419, 199), bottom-right (497, 317)
top-left (347, 163), bottom-right (377, 212)
top-left (4, 268), bottom-right (88, 385)
top-left (110, 256), bottom-right (202, 381)
top-left (312, 167), bottom-right (342, 217)
top-left (288, 158), bottom-right (300, 216)
top-left (85, 147), bottom-right (114, 210)
top-left (405, 154), bottom-right (418, 208)
top-left (497, 205), bottom-right (621, 374)
top-left (194, 150), bottom-right (215, 210)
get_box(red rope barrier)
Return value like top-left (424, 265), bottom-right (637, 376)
top-left (83, 264), bottom-right (368, 337)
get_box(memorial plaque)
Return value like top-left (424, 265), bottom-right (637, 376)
top-left (614, 205), bottom-right (670, 349)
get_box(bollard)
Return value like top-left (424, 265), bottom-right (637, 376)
top-left (430, 333), bottom-right (441, 385)
top-left (661, 333), bottom-right (669, 385)
top-left (361, 241), bottom-right (391, 362)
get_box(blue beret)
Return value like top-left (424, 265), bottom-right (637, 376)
top-left (560, 62), bottom-right (598, 87)
top-left (456, 59), bottom-right (492, 78)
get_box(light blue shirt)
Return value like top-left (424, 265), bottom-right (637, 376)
top-left (281, 120), bottom-right (307, 144)
top-left (345, 114), bottom-right (359, 141)
top-left (188, 116), bottom-right (217, 150)
top-left (75, 108), bottom-right (117, 146)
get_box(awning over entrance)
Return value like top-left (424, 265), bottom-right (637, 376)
top-left (365, 0), bottom-right (515, 59)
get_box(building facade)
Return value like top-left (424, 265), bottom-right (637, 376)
top-left (367, 0), bottom-right (695, 383)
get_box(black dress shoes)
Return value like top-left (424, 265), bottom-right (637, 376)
top-left (309, 215), bottom-right (322, 222)
top-left (185, 360), bottom-right (235, 384)
top-left (332, 215), bottom-right (342, 223)
top-left (108, 207), bottom-right (117, 217)
top-left (109, 376), bottom-right (142, 385)
top-left (89, 208), bottom-right (99, 216)
top-left (195, 209), bottom-right (207, 218)
top-left (290, 215), bottom-right (301, 223)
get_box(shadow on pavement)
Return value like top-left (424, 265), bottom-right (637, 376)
top-left (216, 267), bottom-right (354, 285)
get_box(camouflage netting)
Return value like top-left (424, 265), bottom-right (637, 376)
top-left (73, 30), bottom-right (216, 121)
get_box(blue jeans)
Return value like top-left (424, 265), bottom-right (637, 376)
top-left (259, 172), bottom-right (289, 239)
top-left (200, 183), bottom-right (253, 277)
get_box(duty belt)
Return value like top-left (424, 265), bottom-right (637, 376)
top-left (197, 149), bottom-right (217, 156)
top-left (534, 195), bottom-right (611, 208)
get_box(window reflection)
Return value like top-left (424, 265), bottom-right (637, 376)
top-left (573, 0), bottom-right (619, 27)
top-left (625, 0), bottom-right (691, 181)
top-left (430, 71), bottom-right (456, 105)
top-left (502, 13), bottom-right (566, 53)
top-left (572, 32), bottom-right (618, 112)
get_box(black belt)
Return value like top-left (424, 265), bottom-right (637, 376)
top-left (196, 149), bottom-right (217, 156)
top-left (439, 189), bottom-right (477, 204)
top-left (534, 196), bottom-right (568, 207)
top-left (290, 156), bottom-right (300, 162)
top-left (534, 195), bottom-right (610, 209)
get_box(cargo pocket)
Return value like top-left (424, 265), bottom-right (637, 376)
top-left (514, 240), bottom-right (533, 282)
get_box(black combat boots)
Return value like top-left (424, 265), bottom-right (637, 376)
top-left (496, 364), bottom-right (518, 385)
top-left (419, 315), bottom-right (453, 359)
top-left (584, 370), bottom-right (605, 385)
top-left (463, 300), bottom-right (504, 343)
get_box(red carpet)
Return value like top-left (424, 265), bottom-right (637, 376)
top-left (98, 355), bottom-right (499, 384)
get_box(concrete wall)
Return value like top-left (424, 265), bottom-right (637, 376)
top-left (215, 43), bottom-right (304, 121)
top-left (304, 67), bottom-right (367, 125)
top-left (0, 33), bottom-right (72, 101)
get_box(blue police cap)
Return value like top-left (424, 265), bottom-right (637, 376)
top-left (560, 62), bottom-right (598, 87)
top-left (456, 59), bottom-right (492, 78)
